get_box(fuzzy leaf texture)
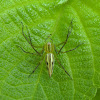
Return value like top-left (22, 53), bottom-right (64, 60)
top-left (0, 0), bottom-right (100, 100)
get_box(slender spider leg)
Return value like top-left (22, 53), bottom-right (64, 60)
top-left (26, 26), bottom-right (32, 44)
top-left (17, 45), bottom-right (37, 55)
top-left (45, 34), bottom-right (52, 41)
top-left (61, 43), bottom-right (83, 53)
top-left (21, 22), bottom-right (41, 55)
top-left (54, 45), bottom-right (58, 54)
top-left (28, 56), bottom-right (44, 77)
top-left (28, 62), bottom-right (41, 78)
top-left (55, 42), bottom-right (66, 54)
top-left (56, 42), bottom-right (65, 47)
top-left (21, 22), bottom-right (30, 43)
top-left (55, 56), bottom-right (72, 80)
top-left (58, 20), bottom-right (73, 54)
top-left (41, 46), bottom-right (44, 55)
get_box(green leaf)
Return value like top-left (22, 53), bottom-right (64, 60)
top-left (93, 88), bottom-right (100, 100)
top-left (0, 0), bottom-right (99, 100)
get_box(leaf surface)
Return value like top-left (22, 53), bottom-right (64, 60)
top-left (0, 0), bottom-right (99, 100)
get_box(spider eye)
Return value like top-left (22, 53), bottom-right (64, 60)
top-left (47, 62), bottom-right (48, 65)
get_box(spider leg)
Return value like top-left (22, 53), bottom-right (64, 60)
top-left (21, 22), bottom-right (41, 55)
top-left (58, 20), bottom-right (73, 54)
top-left (55, 55), bottom-right (72, 80)
top-left (61, 43), bottom-right (83, 53)
top-left (28, 56), bottom-right (44, 77)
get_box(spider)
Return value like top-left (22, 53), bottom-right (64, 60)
top-left (18, 20), bottom-right (82, 79)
